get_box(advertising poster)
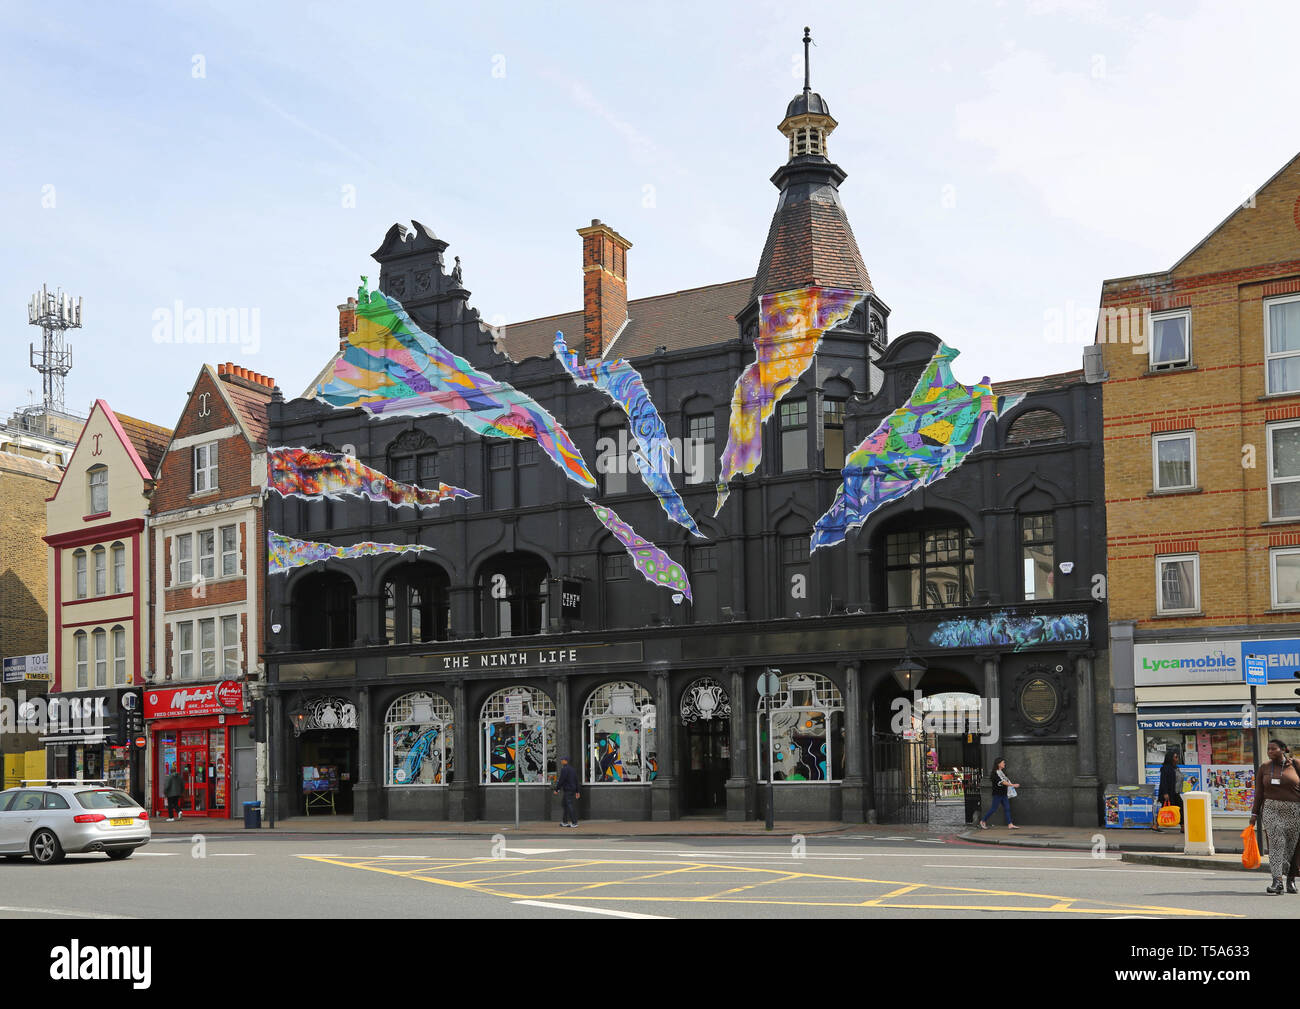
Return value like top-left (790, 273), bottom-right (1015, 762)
top-left (1205, 765), bottom-right (1255, 815)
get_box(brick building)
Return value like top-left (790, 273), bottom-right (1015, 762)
top-left (1099, 151), bottom-right (1300, 818)
top-left (263, 44), bottom-right (1108, 826)
top-left (42, 401), bottom-right (170, 797)
top-left (145, 363), bottom-right (274, 818)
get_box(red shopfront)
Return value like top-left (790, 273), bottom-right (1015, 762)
top-left (145, 682), bottom-right (247, 819)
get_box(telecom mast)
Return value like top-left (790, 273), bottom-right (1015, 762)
top-left (27, 285), bottom-right (80, 414)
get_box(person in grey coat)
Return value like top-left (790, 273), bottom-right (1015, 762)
top-left (163, 766), bottom-right (184, 822)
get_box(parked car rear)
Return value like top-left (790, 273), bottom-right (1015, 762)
top-left (0, 780), bottom-right (150, 864)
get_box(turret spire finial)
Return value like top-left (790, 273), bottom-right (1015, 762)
top-left (803, 27), bottom-right (812, 93)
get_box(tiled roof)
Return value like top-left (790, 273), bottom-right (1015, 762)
top-left (0, 450), bottom-right (61, 482)
top-left (502, 278), bottom-right (753, 363)
top-left (115, 414), bottom-right (173, 478)
top-left (995, 370), bottom-right (1084, 396)
top-left (750, 198), bottom-right (873, 299)
top-left (220, 380), bottom-right (274, 445)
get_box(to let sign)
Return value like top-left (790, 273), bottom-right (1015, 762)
top-left (145, 681), bottom-right (245, 719)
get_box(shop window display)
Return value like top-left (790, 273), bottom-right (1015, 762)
top-left (385, 691), bottom-right (454, 786)
top-left (479, 686), bottom-right (555, 785)
top-left (582, 682), bottom-right (656, 784)
top-left (756, 672), bottom-right (844, 782)
top-left (1143, 728), bottom-right (1256, 816)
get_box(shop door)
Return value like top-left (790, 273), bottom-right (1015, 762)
top-left (685, 719), bottom-right (729, 811)
top-left (179, 730), bottom-right (209, 815)
top-left (298, 730), bottom-right (356, 814)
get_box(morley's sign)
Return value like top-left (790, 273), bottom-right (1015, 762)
top-left (144, 681), bottom-right (245, 719)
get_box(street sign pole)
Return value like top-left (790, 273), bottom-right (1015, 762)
top-left (1245, 654), bottom-right (1266, 854)
top-left (514, 721), bottom-right (520, 830)
top-left (758, 670), bottom-right (779, 831)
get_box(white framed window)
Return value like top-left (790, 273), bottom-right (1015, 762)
top-left (1152, 431), bottom-right (1196, 491)
top-left (685, 413), bottom-right (715, 485)
top-left (88, 465), bottom-right (108, 514)
top-left (1272, 548), bottom-right (1300, 609)
top-left (91, 545), bottom-right (106, 596)
top-left (756, 673), bottom-right (843, 783)
top-left (194, 442), bottom-right (218, 492)
top-left (198, 529), bottom-right (215, 579)
top-left (221, 615), bottom-right (240, 676)
top-left (220, 524), bottom-right (238, 576)
top-left (479, 686), bottom-right (555, 785)
top-left (582, 682), bottom-right (656, 784)
top-left (75, 630), bottom-right (87, 689)
top-left (176, 533), bottom-right (193, 585)
top-left (385, 692), bottom-right (454, 787)
top-left (177, 621), bottom-right (194, 679)
top-left (73, 549), bottom-right (87, 599)
top-left (111, 541), bottom-right (126, 594)
top-left (1149, 310), bottom-right (1190, 370)
top-left (199, 617), bottom-right (216, 678)
top-left (1266, 295), bottom-right (1300, 396)
top-left (1156, 553), bottom-right (1200, 614)
top-left (112, 625), bottom-right (127, 685)
top-left (93, 628), bottom-right (107, 687)
top-left (1268, 421), bottom-right (1300, 521)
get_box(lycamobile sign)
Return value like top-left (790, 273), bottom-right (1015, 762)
top-left (1140, 652), bottom-right (1237, 673)
top-left (1134, 638), bottom-right (1300, 684)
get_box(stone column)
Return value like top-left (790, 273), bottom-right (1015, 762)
top-left (352, 686), bottom-right (377, 820)
top-left (651, 668), bottom-right (678, 821)
top-left (725, 665), bottom-right (752, 822)
top-left (448, 585), bottom-right (477, 640)
top-left (840, 660), bottom-right (865, 822)
top-left (448, 679), bottom-right (474, 820)
top-left (1071, 649), bottom-right (1101, 827)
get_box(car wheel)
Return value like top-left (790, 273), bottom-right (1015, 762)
top-left (30, 829), bottom-right (65, 865)
top-left (105, 849), bottom-right (132, 861)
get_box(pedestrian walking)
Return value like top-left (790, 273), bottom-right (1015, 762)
top-left (1153, 748), bottom-right (1184, 833)
top-left (978, 756), bottom-right (1019, 829)
top-left (553, 756), bottom-right (581, 828)
top-left (1249, 739), bottom-right (1300, 895)
top-left (163, 765), bottom-right (184, 822)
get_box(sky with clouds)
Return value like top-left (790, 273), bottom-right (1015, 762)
top-left (3, 0), bottom-right (1298, 426)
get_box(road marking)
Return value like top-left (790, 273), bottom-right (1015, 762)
top-left (508, 848), bottom-right (573, 855)
top-left (131, 852), bottom-right (173, 856)
top-left (0, 905), bottom-right (133, 919)
top-left (932, 865), bottom-right (1223, 875)
top-left (210, 853), bottom-right (253, 857)
top-left (514, 899), bottom-right (671, 919)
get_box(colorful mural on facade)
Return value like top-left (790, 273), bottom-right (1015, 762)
top-left (393, 726), bottom-right (448, 785)
top-left (554, 331), bottom-right (703, 537)
top-left (715, 287), bottom-right (865, 514)
top-left (586, 498), bottom-right (693, 602)
top-left (267, 531), bottom-right (432, 575)
top-left (316, 277), bottom-right (596, 489)
top-left (268, 446), bottom-right (475, 509)
top-left (811, 343), bottom-right (1024, 552)
top-left (928, 611), bottom-right (1090, 651)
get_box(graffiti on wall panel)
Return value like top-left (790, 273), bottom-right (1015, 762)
top-left (811, 343), bottom-right (1024, 552)
top-left (928, 611), bottom-right (1090, 652)
top-left (315, 277), bottom-right (596, 489)
top-left (715, 287), bottom-right (866, 515)
top-left (554, 331), bottom-right (704, 537)
top-left (587, 498), bottom-right (693, 602)
top-left (267, 531), bottom-right (432, 575)
top-left (269, 446), bottom-right (475, 509)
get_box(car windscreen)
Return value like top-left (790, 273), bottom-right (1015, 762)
top-left (75, 789), bottom-right (138, 810)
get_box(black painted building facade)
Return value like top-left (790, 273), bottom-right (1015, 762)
top-left (262, 73), bottom-right (1111, 826)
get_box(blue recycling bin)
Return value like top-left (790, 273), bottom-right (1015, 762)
top-left (243, 801), bottom-right (262, 829)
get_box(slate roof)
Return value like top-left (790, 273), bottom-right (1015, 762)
top-left (750, 197), bottom-right (873, 300)
top-left (995, 369), bottom-right (1084, 396)
top-left (115, 413), bottom-right (173, 477)
top-left (501, 278), bottom-right (754, 363)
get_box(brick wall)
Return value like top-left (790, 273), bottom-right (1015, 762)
top-left (0, 463), bottom-right (58, 657)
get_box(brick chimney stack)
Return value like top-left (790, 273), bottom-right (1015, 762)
top-left (578, 220), bottom-right (632, 360)
top-left (338, 296), bottom-right (358, 349)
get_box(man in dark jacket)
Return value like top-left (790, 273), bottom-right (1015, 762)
top-left (553, 757), bottom-right (580, 828)
top-left (163, 767), bottom-right (184, 822)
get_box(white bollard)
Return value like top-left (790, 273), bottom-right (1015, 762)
top-left (1182, 790), bottom-right (1215, 856)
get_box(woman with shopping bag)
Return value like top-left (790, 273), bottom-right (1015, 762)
top-left (1153, 749), bottom-right (1184, 833)
top-left (1248, 739), bottom-right (1300, 894)
top-left (978, 757), bottom-right (1020, 830)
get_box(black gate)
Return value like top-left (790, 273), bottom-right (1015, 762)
top-left (872, 732), bottom-right (933, 824)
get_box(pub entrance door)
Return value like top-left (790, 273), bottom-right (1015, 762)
top-left (680, 676), bottom-right (732, 813)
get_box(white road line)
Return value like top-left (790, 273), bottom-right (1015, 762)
top-left (925, 864), bottom-right (1221, 875)
top-left (513, 900), bottom-right (671, 919)
top-left (0, 905), bottom-right (133, 919)
top-left (210, 853), bottom-right (253, 857)
top-left (131, 852), bottom-right (173, 856)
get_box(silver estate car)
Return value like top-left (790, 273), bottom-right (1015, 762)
top-left (0, 780), bottom-right (151, 864)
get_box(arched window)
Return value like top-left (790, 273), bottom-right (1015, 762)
top-left (385, 692), bottom-right (454, 787)
top-left (582, 682), bottom-right (656, 784)
top-left (91, 545), bottom-right (107, 596)
top-left (74, 630), bottom-right (88, 688)
top-left (883, 521), bottom-right (974, 610)
top-left (756, 673), bottom-right (844, 783)
top-left (387, 430), bottom-right (438, 486)
top-left (73, 549), bottom-right (87, 599)
top-left (92, 628), bottom-right (107, 687)
top-left (111, 625), bottom-right (127, 685)
top-left (292, 571), bottom-right (357, 650)
top-left (1006, 409), bottom-right (1066, 447)
top-left (111, 542), bottom-right (126, 594)
top-left (383, 563), bottom-right (449, 644)
top-left (480, 686), bottom-right (555, 785)
top-left (87, 465), bottom-right (108, 514)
